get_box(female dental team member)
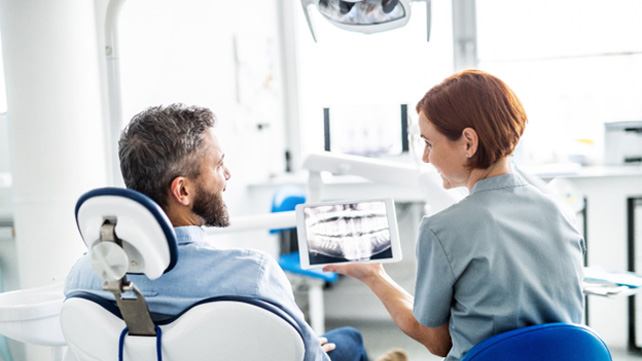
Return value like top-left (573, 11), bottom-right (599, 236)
top-left (324, 70), bottom-right (585, 360)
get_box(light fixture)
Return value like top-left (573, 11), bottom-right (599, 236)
top-left (300, 0), bottom-right (431, 41)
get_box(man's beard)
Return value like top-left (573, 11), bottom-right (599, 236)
top-left (192, 184), bottom-right (230, 227)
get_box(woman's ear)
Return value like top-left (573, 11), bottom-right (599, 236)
top-left (168, 176), bottom-right (193, 206)
top-left (462, 127), bottom-right (479, 158)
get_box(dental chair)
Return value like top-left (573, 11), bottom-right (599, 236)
top-left (61, 187), bottom-right (304, 361)
top-left (461, 323), bottom-right (611, 361)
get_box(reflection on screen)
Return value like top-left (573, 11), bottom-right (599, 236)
top-left (303, 201), bottom-right (392, 265)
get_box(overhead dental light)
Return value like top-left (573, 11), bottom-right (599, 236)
top-left (300, 0), bottom-right (431, 41)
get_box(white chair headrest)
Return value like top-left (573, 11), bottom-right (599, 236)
top-left (75, 187), bottom-right (178, 280)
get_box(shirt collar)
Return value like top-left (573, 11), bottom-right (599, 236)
top-left (174, 225), bottom-right (207, 245)
top-left (470, 172), bottom-right (527, 194)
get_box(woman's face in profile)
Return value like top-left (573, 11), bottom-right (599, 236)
top-left (418, 112), bottom-right (470, 189)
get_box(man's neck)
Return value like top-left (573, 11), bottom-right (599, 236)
top-left (165, 205), bottom-right (203, 227)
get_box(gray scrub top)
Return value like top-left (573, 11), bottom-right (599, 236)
top-left (413, 173), bottom-right (585, 361)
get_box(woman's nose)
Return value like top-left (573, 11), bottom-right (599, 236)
top-left (422, 148), bottom-right (431, 163)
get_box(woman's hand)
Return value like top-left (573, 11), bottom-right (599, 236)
top-left (323, 262), bottom-right (385, 284)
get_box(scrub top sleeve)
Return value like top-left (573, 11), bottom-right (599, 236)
top-left (413, 225), bottom-right (455, 327)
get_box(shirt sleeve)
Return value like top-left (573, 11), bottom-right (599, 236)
top-left (64, 255), bottom-right (102, 295)
top-left (413, 220), bottom-right (456, 327)
top-left (255, 254), bottom-right (330, 361)
top-left (255, 254), bottom-right (303, 318)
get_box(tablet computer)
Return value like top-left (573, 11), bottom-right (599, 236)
top-left (296, 198), bottom-right (402, 269)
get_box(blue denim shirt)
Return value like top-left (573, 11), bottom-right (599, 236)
top-left (65, 226), bottom-right (329, 361)
top-left (413, 173), bottom-right (585, 360)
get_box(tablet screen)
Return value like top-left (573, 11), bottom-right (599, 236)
top-left (301, 200), bottom-right (395, 266)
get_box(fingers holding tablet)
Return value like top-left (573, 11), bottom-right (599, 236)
top-left (323, 262), bottom-right (385, 282)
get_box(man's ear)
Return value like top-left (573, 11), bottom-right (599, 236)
top-left (168, 176), bottom-right (193, 206)
top-left (462, 127), bottom-right (479, 158)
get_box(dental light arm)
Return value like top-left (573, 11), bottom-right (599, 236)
top-left (206, 211), bottom-right (297, 234)
top-left (206, 152), bottom-right (459, 236)
top-left (302, 151), bottom-right (459, 213)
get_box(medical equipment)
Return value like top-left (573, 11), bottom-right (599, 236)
top-left (209, 151), bottom-right (459, 331)
top-left (303, 151), bottom-right (461, 211)
top-left (300, 0), bottom-right (431, 41)
top-left (62, 187), bottom-right (305, 361)
top-left (0, 282), bottom-right (65, 361)
top-left (628, 197), bottom-right (642, 350)
top-left (296, 198), bottom-right (402, 268)
top-left (0, 284), bottom-right (65, 347)
top-left (604, 121), bottom-right (642, 165)
top-left (323, 104), bottom-right (409, 157)
top-left (204, 151), bottom-right (459, 331)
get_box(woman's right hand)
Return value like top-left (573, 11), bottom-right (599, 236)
top-left (323, 262), bottom-right (385, 284)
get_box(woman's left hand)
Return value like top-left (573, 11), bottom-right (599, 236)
top-left (323, 262), bottom-right (384, 283)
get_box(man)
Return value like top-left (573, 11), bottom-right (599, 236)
top-left (65, 104), bottom-right (391, 361)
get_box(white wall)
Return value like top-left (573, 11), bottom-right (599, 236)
top-left (0, 0), bottom-right (108, 358)
top-left (115, 0), bottom-right (287, 254)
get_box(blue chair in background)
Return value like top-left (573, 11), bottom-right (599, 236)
top-left (461, 322), bottom-right (612, 361)
top-left (270, 188), bottom-right (338, 334)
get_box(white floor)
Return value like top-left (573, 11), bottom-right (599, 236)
top-left (326, 319), bottom-right (642, 361)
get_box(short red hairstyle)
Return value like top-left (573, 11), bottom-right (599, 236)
top-left (416, 69), bottom-right (527, 169)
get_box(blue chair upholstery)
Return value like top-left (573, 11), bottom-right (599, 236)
top-left (270, 190), bottom-right (306, 234)
top-left (461, 323), bottom-right (612, 361)
top-left (279, 253), bottom-right (338, 283)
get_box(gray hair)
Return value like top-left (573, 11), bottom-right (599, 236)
top-left (118, 104), bottom-right (215, 208)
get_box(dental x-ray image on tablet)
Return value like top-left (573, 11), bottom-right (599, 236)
top-left (296, 198), bottom-right (402, 269)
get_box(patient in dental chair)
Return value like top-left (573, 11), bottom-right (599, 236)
top-left (65, 104), bottom-right (405, 361)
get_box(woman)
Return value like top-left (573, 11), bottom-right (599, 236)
top-left (324, 69), bottom-right (585, 360)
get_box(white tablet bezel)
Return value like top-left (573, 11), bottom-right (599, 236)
top-left (296, 198), bottom-right (402, 269)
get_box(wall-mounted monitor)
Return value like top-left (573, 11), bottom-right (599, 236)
top-left (323, 103), bottom-right (409, 157)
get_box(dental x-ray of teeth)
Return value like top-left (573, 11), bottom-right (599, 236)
top-left (303, 201), bottom-right (392, 265)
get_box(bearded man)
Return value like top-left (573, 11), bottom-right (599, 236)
top-left (64, 104), bottom-right (375, 361)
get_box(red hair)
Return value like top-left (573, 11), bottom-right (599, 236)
top-left (416, 69), bottom-right (527, 169)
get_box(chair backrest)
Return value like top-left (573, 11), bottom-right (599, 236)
top-left (65, 187), bottom-right (305, 361)
top-left (61, 293), bottom-right (305, 361)
top-left (461, 323), bottom-right (612, 361)
top-left (75, 187), bottom-right (178, 280)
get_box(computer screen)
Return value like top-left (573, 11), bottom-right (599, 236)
top-left (323, 104), bottom-right (409, 157)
